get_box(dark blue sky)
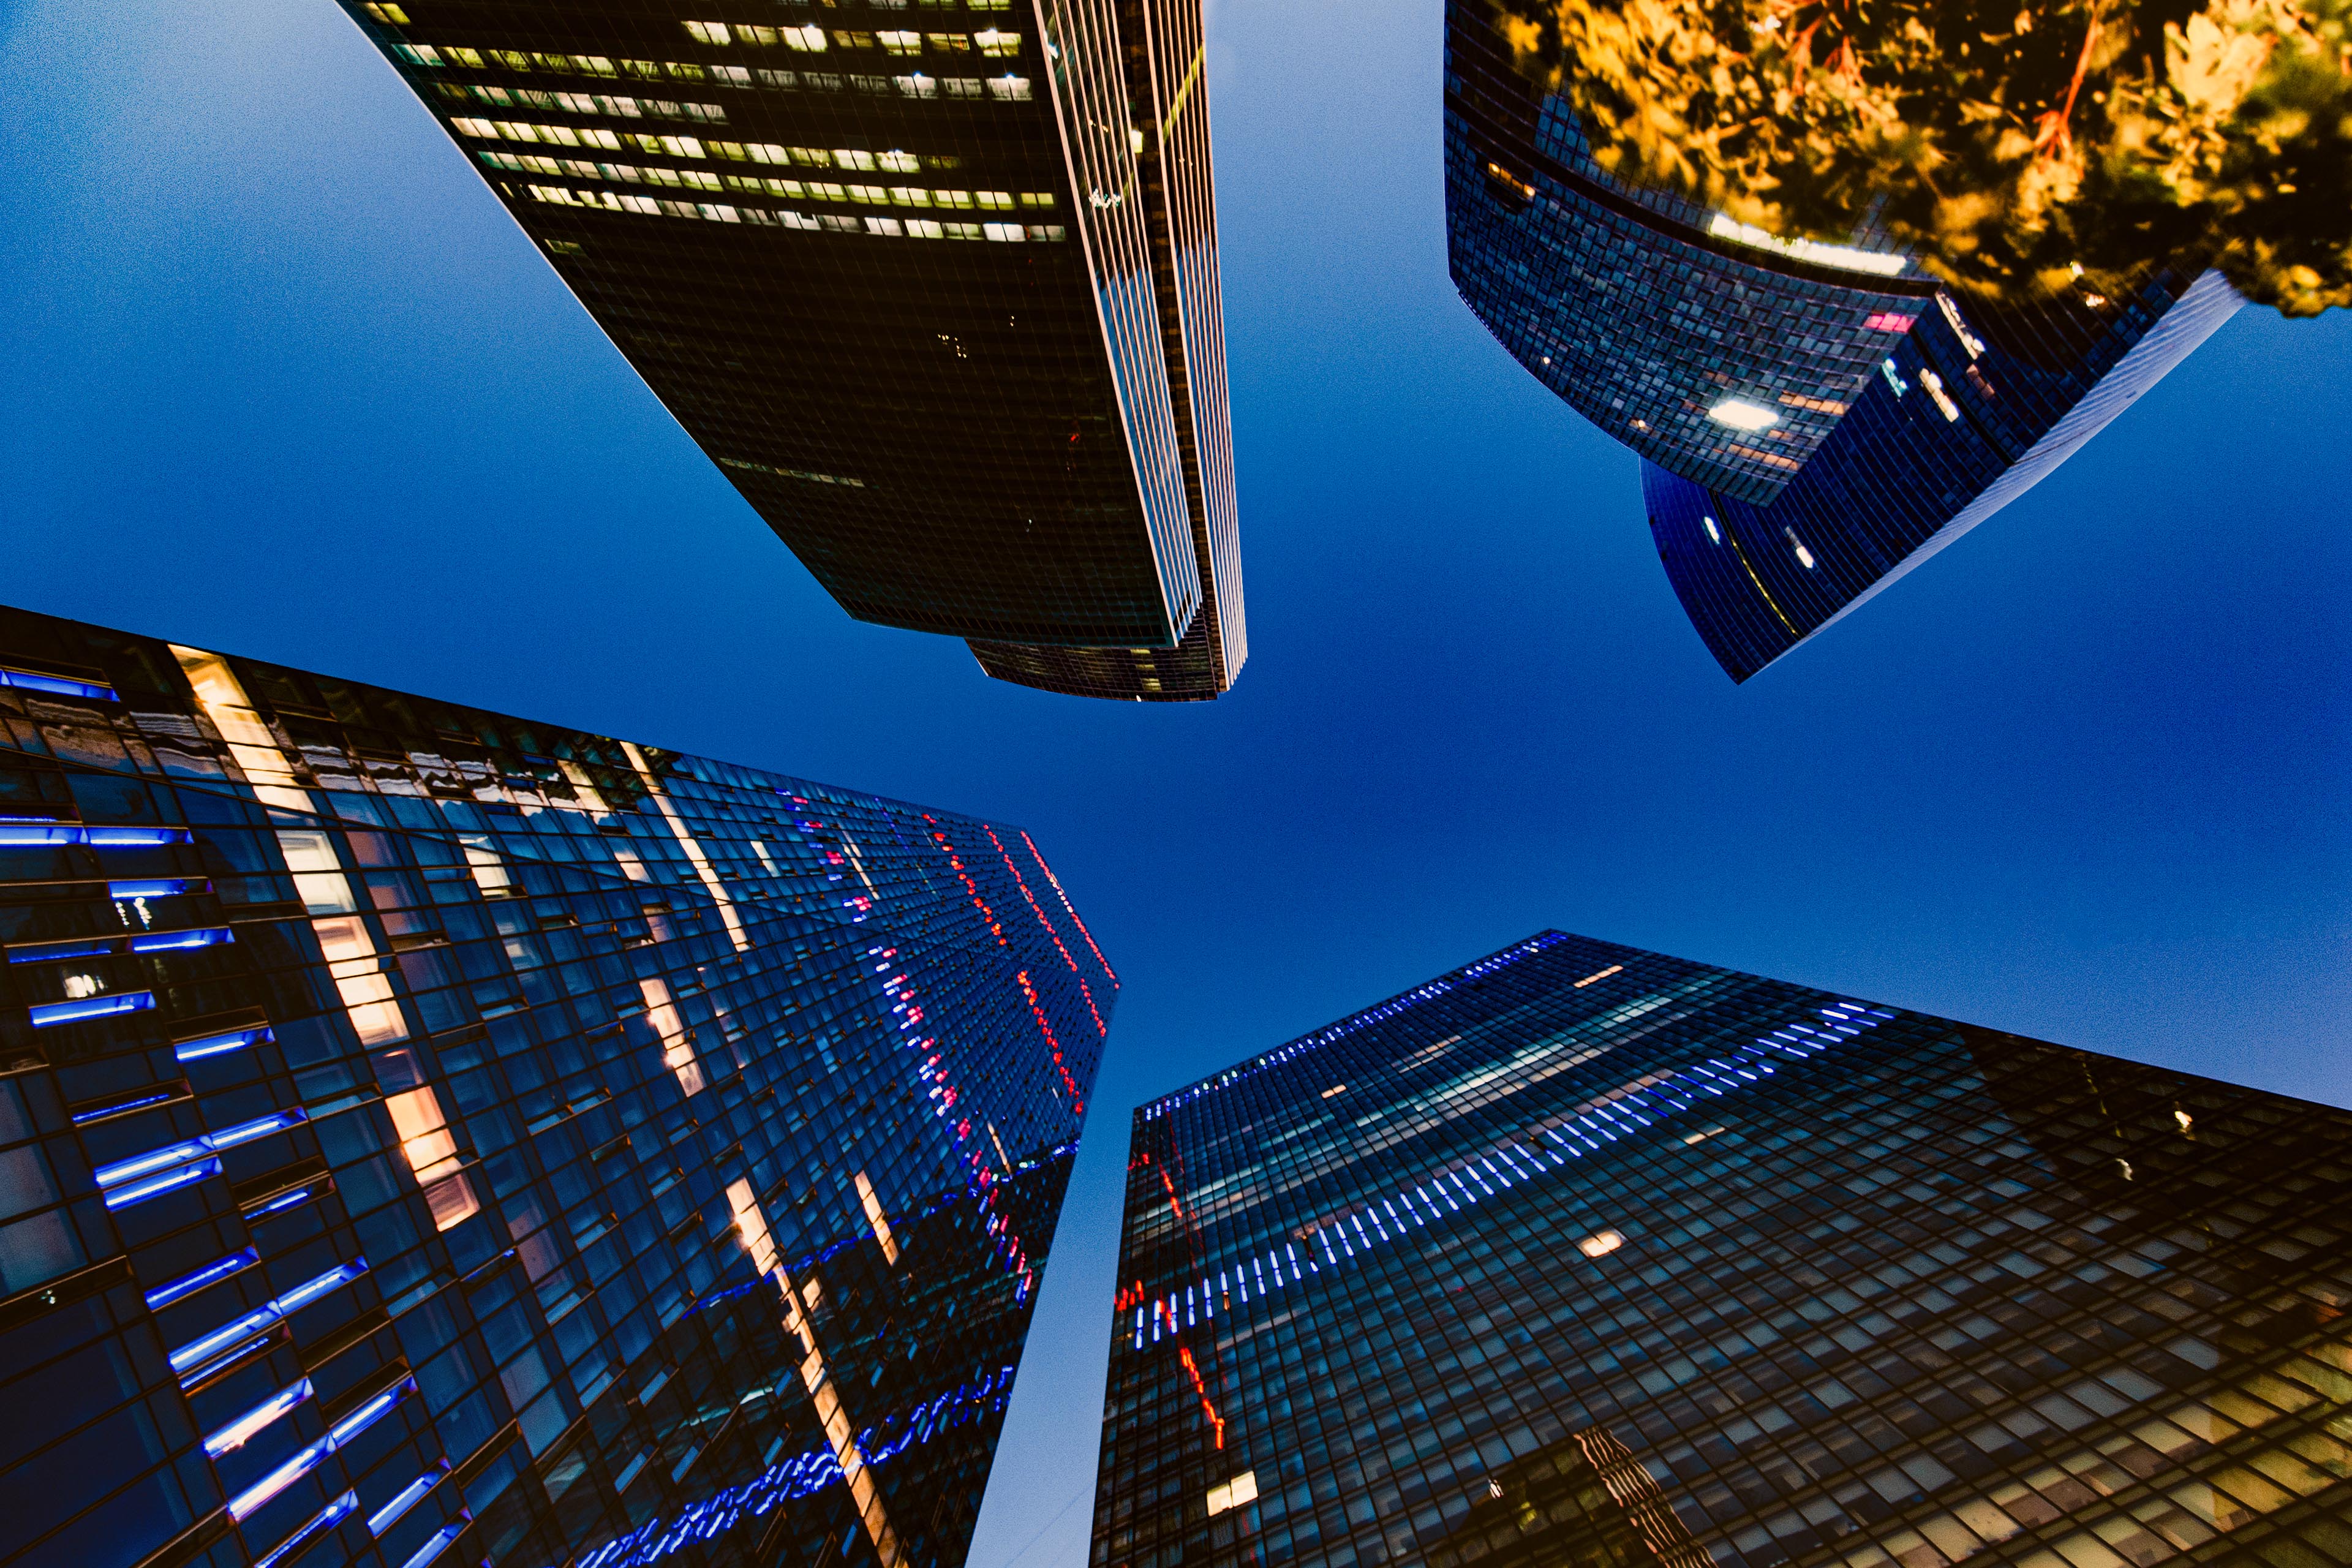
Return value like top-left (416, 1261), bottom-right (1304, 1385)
top-left (5, 1), bottom-right (2348, 1564)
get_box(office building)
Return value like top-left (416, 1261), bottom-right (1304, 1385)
top-left (0, 603), bottom-right (1113, 1568)
top-left (336, 0), bottom-right (1244, 701)
top-left (1094, 930), bottom-right (2352, 1568)
top-left (1444, 0), bottom-right (2242, 680)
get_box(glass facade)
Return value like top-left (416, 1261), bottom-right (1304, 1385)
top-left (1442, 0), bottom-right (2242, 681)
top-left (1093, 930), bottom-right (2352, 1568)
top-left (336, 0), bottom-right (1243, 701)
top-left (0, 603), bottom-right (1112, 1568)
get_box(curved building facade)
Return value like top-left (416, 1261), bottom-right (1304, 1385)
top-left (1444, 0), bottom-right (2242, 680)
top-left (337, 0), bottom-right (1243, 700)
top-left (0, 603), bottom-right (1112, 1568)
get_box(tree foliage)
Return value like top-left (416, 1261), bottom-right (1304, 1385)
top-left (1494, 0), bottom-right (2352, 314)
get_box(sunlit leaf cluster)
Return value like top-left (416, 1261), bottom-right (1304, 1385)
top-left (1493, 0), bottom-right (2351, 314)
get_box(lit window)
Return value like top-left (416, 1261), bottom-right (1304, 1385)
top-left (1785, 528), bottom-right (1817, 569)
top-left (1704, 213), bottom-right (1907, 276)
top-left (1708, 398), bottom-right (1778, 432)
top-left (1879, 357), bottom-right (1910, 397)
top-left (1937, 293), bottom-right (1986, 358)
top-left (1577, 1229), bottom-right (1625, 1258)
top-left (986, 74), bottom-right (1031, 99)
top-left (780, 24), bottom-right (827, 50)
top-left (975, 189), bottom-right (1014, 209)
top-left (726, 1179), bottom-right (778, 1275)
top-left (878, 149), bottom-right (918, 172)
top-left (855, 1171), bottom-right (900, 1263)
top-left (1919, 368), bottom-right (1962, 421)
top-left (1320, 1084), bottom-right (1347, 1099)
top-left (447, 46), bottom-right (483, 67)
top-left (878, 29), bottom-right (923, 53)
top-left (383, 1084), bottom-right (479, 1231)
top-left (682, 20), bottom-right (731, 44)
top-left (1206, 1471), bottom-right (1258, 1515)
top-left (981, 221), bottom-right (1025, 242)
top-left (1702, 514), bottom-right (1722, 543)
top-left (392, 42), bottom-right (442, 66)
top-left (976, 28), bottom-right (1020, 55)
top-left (364, 3), bottom-right (410, 21)
top-left (458, 834), bottom-right (512, 895)
top-left (896, 73), bottom-right (937, 96)
top-left (277, 831), bottom-right (358, 914)
top-left (641, 978), bottom-right (706, 1095)
top-left (833, 148), bottom-right (878, 170)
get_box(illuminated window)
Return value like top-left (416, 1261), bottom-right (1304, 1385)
top-left (1578, 1228), bottom-right (1626, 1258)
top-left (1707, 398), bottom-right (1777, 432)
top-left (1919, 368), bottom-right (1962, 421)
top-left (1321, 1084), bottom-right (1347, 1099)
top-left (313, 917), bottom-right (405, 1046)
top-left (726, 1179), bottom-right (778, 1275)
top-left (975, 29), bottom-right (1020, 55)
top-left (986, 74), bottom-right (1031, 99)
top-left (682, 20), bottom-right (730, 44)
top-left (878, 30), bottom-right (923, 53)
top-left (276, 831), bottom-right (358, 914)
top-left (458, 834), bottom-right (513, 896)
top-left (641, 977), bottom-right (706, 1095)
top-left (1880, 357), bottom-right (1910, 397)
top-left (1206, 1471), bottom-right (1258, 1515)
top-left (780, 25), bottom-right (827, 51)
top-left (1702, 514), bottom-right (1722, 543)
top-left (364, 3), bottom-right (410, 21)
top-left (1785, 528), bottom-right (1817, 569)
top-left (833, 148), bottom-right (878, 170)
top-left (383, 1079), bottom-right (479, 1231)
top-left (878, 149), bottom-right (918, 173)
top-left (855, 1171), bottom-right (900, 1264)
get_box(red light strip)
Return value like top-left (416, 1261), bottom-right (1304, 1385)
top-left (984, 827), bottom-right (1107, 1038)
top-left (1018, 830), bottom-right (1117, 984)
top-left (1178, 1346), bottom-right (1226, 1448)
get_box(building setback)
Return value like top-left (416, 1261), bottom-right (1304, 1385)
top-left (0, 603), bottom-right (1113, 1568)
top-left (1095, 931), bottom-right (2352, 1568)
top-left (336, 0), bottom-right (1243, 701)
top-left (1443, 0), bottom-right (2241, 681)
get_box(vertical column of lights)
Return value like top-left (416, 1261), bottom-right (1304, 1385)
top-left (728, 1181), bottom-right (906, 1568)
top-left (621, 742), bottom-right (749, 954)
top-left (981, 824), bottom-right (1107, 1038)
top-left (174, 646), bottom-right (483, 1237)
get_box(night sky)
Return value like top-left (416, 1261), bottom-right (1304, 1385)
top-left (4, 2), bottom-right (2348, 1566)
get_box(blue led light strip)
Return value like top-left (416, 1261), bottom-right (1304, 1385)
top-left (176, 1024), bottom-right (273, 1063)
top-left (1132, 1002), bottom-right (1894, 1350)
top-left (222, 1375), bottom-right (413, 1523)
top-left (169, 1257), bottom-right (369, 1379)
top-left (146, 1247), bottom-right (261, 1311)
top-left (94, 1107), bottom-right (309, 1210)
top-left (0, 824), bottom-right (190, 848)
top-left (571, 1365), bottom-right (1019, 1568)
top-left (255, 1492), bottom-right (358, 1568)
top-left (29, 992), bottom-right (156, 1030)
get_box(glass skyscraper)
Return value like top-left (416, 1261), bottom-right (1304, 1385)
top-left (1443, 0), bottom-right (2244, 681)
top-left (0, 603), bottom-right (1112, 1568)
top-left (1094, 931), bottom-right (2352, 1568)
top-left (334, 0), bottom-right (1243, 702)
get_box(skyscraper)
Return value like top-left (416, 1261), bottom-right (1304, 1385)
top-left (1444, 0), bottom-right (2243, 680)
top-left (334, 0), bottom-right (1243, 701)
top-left (0, 603), bottom-right (1113, 1568)
top-left (1094, 931), bottom-right (2352, 1568)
